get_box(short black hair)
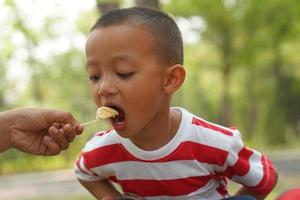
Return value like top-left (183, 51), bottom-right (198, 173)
top-left (91, 7), bottom-right (183, 66)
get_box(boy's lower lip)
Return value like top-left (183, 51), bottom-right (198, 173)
top-left (111, 118), bottom-right (127, 131)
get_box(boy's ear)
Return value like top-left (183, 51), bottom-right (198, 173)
top-left (163, 64), bottom-right (186, 95)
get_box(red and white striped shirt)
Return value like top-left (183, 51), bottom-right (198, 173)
top-left (75, 107), bottom-right (276, 200)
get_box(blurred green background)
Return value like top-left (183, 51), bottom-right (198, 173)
top-left (0, 0), bottom-right (300, 199)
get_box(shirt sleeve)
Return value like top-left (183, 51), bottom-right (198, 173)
top-left (222, 130), bottom-right (277, 195)
top-left (74, 136), bottom-right (111, 183)
top-left (74, 153), bottom-right (103, 181)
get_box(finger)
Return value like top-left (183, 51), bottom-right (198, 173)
top-left (57, 128), bottom-right (70, 150)
top-left (49, 126), bottom-right (69, 150)
top-left (61, 112), bottom-right (80, 126)
top-left (49, 110), bottom-right (80, 127)
top-left (44, 109), bottom-right (77, 127)
top-left (75, 125), bottom-right (84, 135)
top-left (63, 124), bottom-right (76, 142)
top-left (53, 123), bottom-right (63, 129)
top-left (48, 125), bottom-right (59, 137)
top-left (43, 136), bottom-right (61, 156)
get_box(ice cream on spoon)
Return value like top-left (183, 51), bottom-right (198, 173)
top-left (96, 107), bottom-right (118, 119)
top-left (81, 107), bottom-right (118, 126)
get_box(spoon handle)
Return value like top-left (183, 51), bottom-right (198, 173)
top-left (81, 119), bottom-right (100, 126)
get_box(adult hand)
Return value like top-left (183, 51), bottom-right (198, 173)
top-left (0, 107), bottom-right (84, 155)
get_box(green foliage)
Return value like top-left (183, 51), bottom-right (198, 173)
top-left (165, 0), bottom-right (300, 143)
top-left (1, 0), bottom-right (300, 174)
top-left (0, 0), bottom-right (107, 174)
top-left (76, 9), bottom-right (99, 34)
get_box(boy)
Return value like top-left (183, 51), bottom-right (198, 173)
top-left (75, 7), bottom-right (277, 200)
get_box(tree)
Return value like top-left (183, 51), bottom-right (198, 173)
top-left (96, 0), bottom-right (120, 14)
top-left (165, 0), bottom-right (300, 144)
top-left (166, 0), bottom-right (243, 126)
top-left (0, 67), bottom-right (6, 108)
top-left (135, 0), bottom-right (160, 9)
top-left (253, 0), bottom-right (300, 143)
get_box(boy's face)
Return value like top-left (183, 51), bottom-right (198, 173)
top-left (86, 24), bottom-right (168, 138)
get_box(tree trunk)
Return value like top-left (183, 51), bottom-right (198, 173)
top-left (219, 31), bottom-right (232, 126)
top-left (0, 90), bottom-right (5, 108)
top-left (135, 0), bottom-right (160, 10)
top-left (31, 75), bottom-right (43, 102)
top-left (0, 68), bottom-right (6, 108)
top-left (96, 0), bottom-right (119, 14)
top-left (265, 41), bottom-right (287, 144)
top-left (245, 68), bottom-right (257, 140)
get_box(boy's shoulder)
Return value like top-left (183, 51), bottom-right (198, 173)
top-left (83, 129), bottom-right (119, 152)
top-left (180, 107), bottom-right (240, 137)
top-left (180, 107), bottom-right (242, 151)
top-left (190, 114), bottom-right (240, 139)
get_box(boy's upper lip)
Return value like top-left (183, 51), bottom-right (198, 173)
top-left (103, 102), bottom-right (122, 111)
top-left (103, 102), bottom-right (126, 129)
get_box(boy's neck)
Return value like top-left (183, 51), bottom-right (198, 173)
top-left (130, 107), bottom-right (182, 151)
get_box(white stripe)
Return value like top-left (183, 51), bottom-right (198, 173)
top-left (78, 156), bottom-right (95, 176)
top-left (75, 156), bottom-right (105, 181)
top-left (83, 131), bottom-right (119, 152)
top-left (187, 179), bottom-right (226, 200)
top-left (190, 122), bottom-right (238, 152)
top-left (74, 165), bottom-right (103, 181)
top-left (232, 149), bottom-right (263, 186)
top-left (91, 160), bottom-right (215, 180)
top-left (226, 132), bottom-right (244, 166)
top-left (212, 164), bottom-right (228, 173)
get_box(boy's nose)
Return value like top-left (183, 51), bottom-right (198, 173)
top-left (97, 78), bottom-right (117, 97)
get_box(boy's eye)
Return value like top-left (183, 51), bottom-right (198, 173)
top-left (117, 72), bottom-right (135, 79)
top-left (89, 75), bottom-right (101, 82)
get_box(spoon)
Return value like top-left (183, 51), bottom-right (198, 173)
top-left (81, 107), bottom-right (118, 126)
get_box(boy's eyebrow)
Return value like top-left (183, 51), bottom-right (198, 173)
top-left (112, 54), bottom-right (132, 61)
top-left (111, 54), bottom-right (136, 65)
top-left (86, 60), bottom-right (99, 68)
top-left (85, 55), bottom-right (136, 68)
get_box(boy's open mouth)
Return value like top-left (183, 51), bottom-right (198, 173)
top-left (111, 106), bottom-right (125, 122)
top-left (107, 105), bottom-right (126, 130)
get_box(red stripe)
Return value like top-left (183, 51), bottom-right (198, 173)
top-left (215, 177), bottom-right (228, 197)
top-left (82, 141), bottom-right (229, 169)
top-left (192, 117), bottom-right (233, 136)
top-left (95, 129), bottom-right (113, 136)
top-left (95, 131), bottom-right (106, 137)
top-left (216, 185), bottom-right (228, 198)
top-left (247, 155), bottom-right (277, 195)
top-left (108, 175), bottom-right (212, 196)
top-left (173, 141), bottom-right (229, 166)
top-left (77, 155), bottom-right (98, 176)
top-left (83, 144), bottom-right (135, 169)
top-left (221, 147), bottom-right (253, 178)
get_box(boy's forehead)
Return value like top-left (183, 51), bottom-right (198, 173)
top-left (84, 24), bottom-right (166, 69)
top-left (88, 24), bottom-right (154, 42)
top-left (86, 24), bottom-right (157, 55)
